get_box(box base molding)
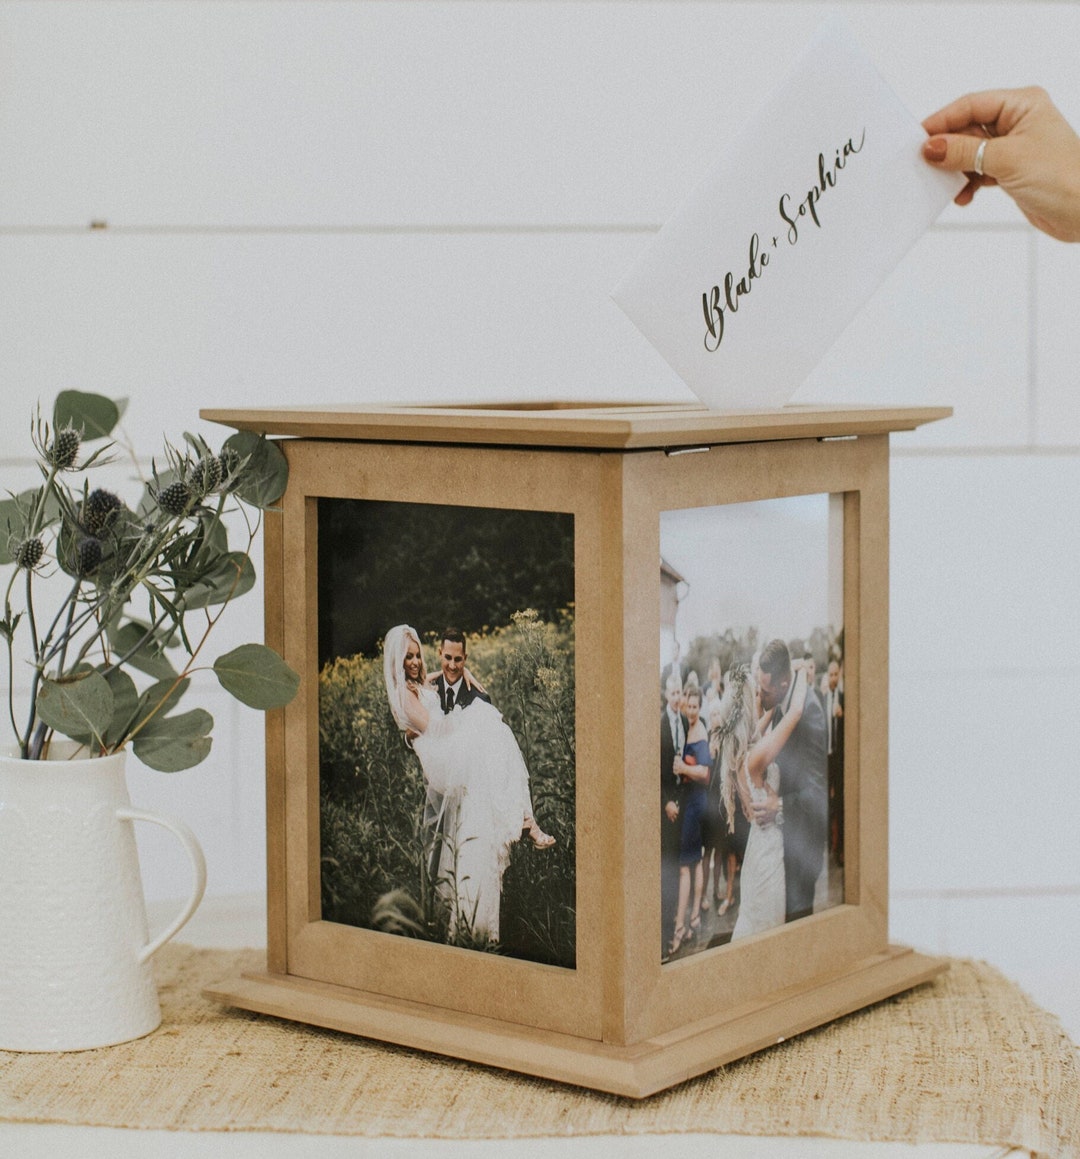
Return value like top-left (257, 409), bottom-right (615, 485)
top-left (205, 944), bottom-right (947, 1098)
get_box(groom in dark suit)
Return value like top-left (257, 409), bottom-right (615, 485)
top-left (751, 639), bottom-right (828, 924)
top-left (433, 626), bottom-right (491, 716)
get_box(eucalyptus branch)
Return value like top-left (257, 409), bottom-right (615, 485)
top-left (5, 629), bottom-right (17, 747)
top-left (27, 720), bottom-right (51, 761)
top-left (2, 573), bottom-right (18, 748)
top-left (114, 509), bottom-right (257, 752)
top-left (119, 588), bottom-right (232, 748)
top-left (103, 614), bottom-right (170, 675)
top-left (26, 464), bottom-right (60, 540)
top-left (27, 590), bottom-right (81, 759)
top-left (20, 572), bottom-right (75, 755)
top-left (18, 569), bottom-right (43, 755)
top-left (4, 567), bottom-right (20, 621)
top-left (38, 512), bottom-right (192, 672)
top-left (36, 577), bottom-right (102, 671)
top-left (23, 568), bottom-right (40, 667)
top-left (69, 598), bottom-right (114, 673)
top-left (51, 585), bottom-right (81, 683)
top-left (6, 391), bottom-right (296, 766)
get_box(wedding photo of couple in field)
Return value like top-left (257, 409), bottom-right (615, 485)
top-left (317, 498), bottom-right (576, 969)
top-left (660, 494), bottom-right (845, 963)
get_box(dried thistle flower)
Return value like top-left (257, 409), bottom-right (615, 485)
top-left (47, 426), bottom-right (81, 469)
top-left (156, 480), bottom-right (194, 517)
top-left (13, 537), bottom-right (44, 571)
top-left (80, 489), bottom-right (123, 534)
top-left (188, 454), bottom-right (223, 498)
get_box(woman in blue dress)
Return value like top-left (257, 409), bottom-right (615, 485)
top-left (669, 685), bottom-right (712, 956)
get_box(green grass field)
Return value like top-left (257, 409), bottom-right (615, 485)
top-left (318, 609), bottom-right (577, 969)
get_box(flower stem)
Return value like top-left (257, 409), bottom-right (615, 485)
top-left (22, 576), bottom-right (81, 757)
top-left (6, 631), bottom-right (19, 755)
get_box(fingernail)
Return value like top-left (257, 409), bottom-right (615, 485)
top-left (923, 137), bottom-right (947, 162)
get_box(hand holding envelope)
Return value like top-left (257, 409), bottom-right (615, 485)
top-left (612, 16), bottom-right (965, 411)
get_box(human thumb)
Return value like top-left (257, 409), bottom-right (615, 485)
top-left (923, 133), bottom-right (993, 175)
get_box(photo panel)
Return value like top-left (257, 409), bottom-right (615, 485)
top-left (659, 493), bottom-right (845, 964)
top-left (316, 497), bottom-right (577, 969)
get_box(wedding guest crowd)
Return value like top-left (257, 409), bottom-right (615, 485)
top-left (660, 647), bottom-right (842, 959)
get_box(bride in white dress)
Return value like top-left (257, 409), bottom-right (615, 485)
top-left (710, 664), bottom-right (808, 940)
top-left (383, 624), bottom-right (553, 944)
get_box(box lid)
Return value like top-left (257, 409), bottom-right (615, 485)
top-left (201, 401), bottom-right (951, 451)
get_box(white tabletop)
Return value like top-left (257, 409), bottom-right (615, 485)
top-left (0, 1127), bottom-right (1020, 1159)
top-left (0, 896), bottom-right (1027, 1159)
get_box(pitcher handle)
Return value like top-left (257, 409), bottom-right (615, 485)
top-left (116, 807), bottom-right (208, 966)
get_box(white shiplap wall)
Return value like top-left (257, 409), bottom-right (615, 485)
top-left (2, 1), bottom-right (1078, 1034)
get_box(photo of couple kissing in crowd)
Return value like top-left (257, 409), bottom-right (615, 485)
top-left (660, 494), bottom-right (846, 963)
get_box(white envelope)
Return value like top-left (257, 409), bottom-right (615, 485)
top-left (611, 15), bottom-right (966, 410)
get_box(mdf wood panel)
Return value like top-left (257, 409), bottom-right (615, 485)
top-left (618, 434), bottom-right (889, 1043)
top-left (206, 406), bottom-right (949, 1087)
top-left (273, 438), bottom-right (608, 1039)
top-left (203, 403), bottom-right (948, 450)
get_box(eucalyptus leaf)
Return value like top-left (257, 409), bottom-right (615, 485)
top-left (194, 509), bottom-right (229, 560)
top-left (133, 732), bottom-right (213, 773)
top-left (180, 551), bottom-right (256, 610)
top-left (133, 677), bottom-right (192, 731)
top-left (213, 643), bottom-right (300, 709)
top-left (36, 668), bottom-right (114, 746)
top-left (135, 707), bottom-right (213, 740)
top-left (101, 667), bottom-right (141, 747)
top-left (53, 391), bottom-right (120, 442)
top-left (63, 666), bottom-right (141, 749)
top-left (0, 488), bottom-right (62, 564)
top-left (53, 519), bottom-right (81, 578)
top-left (108, 620), bottom-right (179, 680)
top-left (222, 431), bottom-right (288, 508)
top-left (0, 498), bottom-right (22, 564)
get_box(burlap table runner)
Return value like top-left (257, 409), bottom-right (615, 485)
top-left (2, 945), bottom-right (1077, 1157)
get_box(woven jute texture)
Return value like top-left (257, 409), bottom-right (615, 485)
top-left (1, 945), bottom-right (1078, 1157)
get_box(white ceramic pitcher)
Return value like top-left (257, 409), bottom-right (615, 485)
top-left (0, 742), bottom-right (206, 1051)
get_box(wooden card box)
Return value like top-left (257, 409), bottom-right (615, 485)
top-left (203, 402), bottom-right (950, 1097)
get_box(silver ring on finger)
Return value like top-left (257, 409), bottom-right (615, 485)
top-left (973, 139), bottom-right (988, 177)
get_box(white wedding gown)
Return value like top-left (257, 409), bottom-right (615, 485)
top-left (732, 763), bottom-right (786, 940)
top-left (412, 685), bottom-right (531, 942)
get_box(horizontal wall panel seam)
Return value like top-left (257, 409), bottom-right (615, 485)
top-left (0, 222), bottom-right (1031, 236)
